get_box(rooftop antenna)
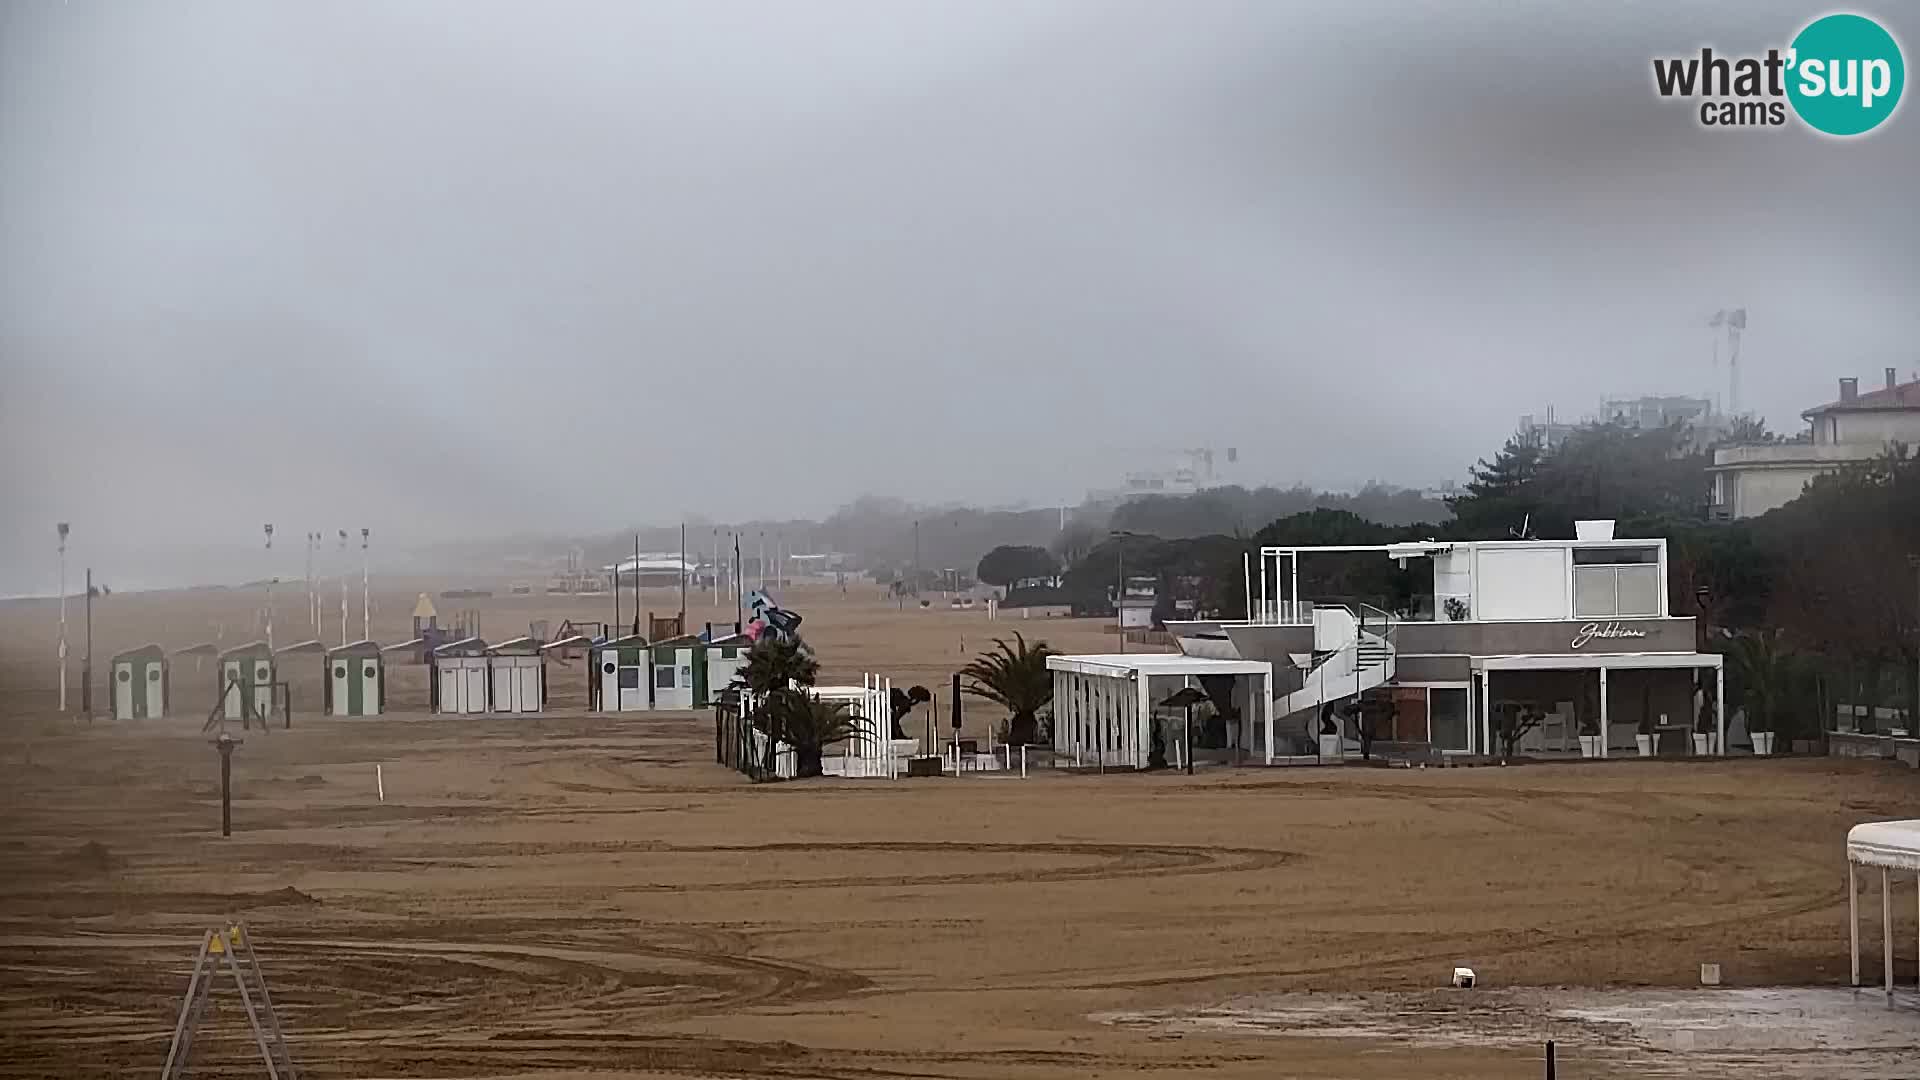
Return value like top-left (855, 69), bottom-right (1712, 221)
top-left (1508, 513), bottom-right (1535, 541)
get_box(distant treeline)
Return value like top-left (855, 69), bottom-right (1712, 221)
top-left (451, 484), bottom-right (1449, 585)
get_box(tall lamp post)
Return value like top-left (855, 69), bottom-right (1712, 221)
top-left (1109, 531), bottom-right (1141, 655)
top-left (57, 523), bottom-right (69, 713)
top-left (82, 566), bottom-right (93, 720)
top-left (262, 525), bottom-right (275, 651)
top-left (338, 530), bottom-right (349, 645)
top-left (361, 528), bottom-right (371, 642)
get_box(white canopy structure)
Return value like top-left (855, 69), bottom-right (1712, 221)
top-left (1047, 654), bottom-right (1274, 769)
top-left (1847, 820), bottom-right (1920, 998)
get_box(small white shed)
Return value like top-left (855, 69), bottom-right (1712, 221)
top-left (326, 640), bottom-right (384, 717)
top-left (487, 638), bottom-right (545, 714)
top-left (595, 634), bottom-right (651, 712)
top-left (219, 642), bottom-right (277, 722)
top-left (703, 632), bottom-right (751, 705)
top-left (111, 644), bottom-right (169, 720)
top-left (650, 635), bottom-right (704, 710)
top-left (433, 638), bottom-right (490, 715)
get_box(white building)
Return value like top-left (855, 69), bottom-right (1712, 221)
top-left (1050, 521), bottom-right (1729, 767)
top-left (1710, 370), bottom-right (1920, 518)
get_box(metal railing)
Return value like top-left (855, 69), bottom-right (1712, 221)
top-left (1356, 602), bottom-right (1397, 654)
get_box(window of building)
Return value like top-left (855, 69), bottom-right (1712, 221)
top-left (1571, 545), bottom-right (1658, 565)
top-left (655, 666), bottom-right (676, 689)
top-left (1573, 562), bottom-right (1660, 617)
top-left (618, 667), bottom-right (641, 690)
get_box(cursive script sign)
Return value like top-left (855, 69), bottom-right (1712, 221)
top-left (1570, 622), bottom-right (1649, 649)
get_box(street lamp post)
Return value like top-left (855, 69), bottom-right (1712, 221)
top-left (338, 530), bottom-right (349, 645)
top-left (262, 525), bottom-right (275, 651)
top-left (57, 523), bottom-right (69, 713)
top-left (361, 528), bottom-right (371, 642)
top-left (82, 566), bottom-right (93, 720)
top-left (1109, 531), bottom-right (1140, 655)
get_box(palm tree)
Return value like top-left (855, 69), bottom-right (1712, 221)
top-left (765, 690), bottom-right (867, 778)
top-left (733, 636), bottom-right (819, 697)
top-left (732, 636), bottom-right (820, 777)
top-left (960, 632), bottom-right (1058, 745)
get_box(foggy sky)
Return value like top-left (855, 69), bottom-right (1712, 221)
top-left (4, 1), bottom-right (1917, 593)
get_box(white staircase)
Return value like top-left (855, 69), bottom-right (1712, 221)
top-left (1273, 605), bottom-right (1397, 722)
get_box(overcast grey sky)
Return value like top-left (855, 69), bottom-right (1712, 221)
top-left (3, 1), bottom-right (1916, 592)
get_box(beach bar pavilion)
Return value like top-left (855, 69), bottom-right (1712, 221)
top-left (1046, 653), bottom-right (1274, 769)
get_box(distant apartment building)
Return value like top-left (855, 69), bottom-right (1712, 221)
top-left (1516, 406), bottom-right (1579, 450)
top-left (1521, 394), bottom-right (1726, 452)
top-left (1709, 369), bottom-right (1920, 519)
top-left (1599, 394), bottom-right (1720, 437)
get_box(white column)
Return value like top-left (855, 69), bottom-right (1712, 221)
top-left (1263, 668), bottom-right (1275, 765)
top-left (1104, 675), bottom-right (1117, 767)
top-left (1884, 867), bottom-right (1894, 997)
top-left (1474, 668), bottom-right (1489, 753)
top-left (1076, 673), bottom-right (1085, 762)
top-left (1715, 665), bottom-right (1726, 755)
top-left (1050, 670), bottom-right (1062, 754)
top-left (1258, 554), bottom-right (1268, 625)
top-left (1475, 670), bottom-right (1488, 756)
top-left (1242, 553), bottom-right (1253, 623)
top-left (1598, 667), bottom-right (1610, 759)
top-left (1092, 674), bottom-right (1101, 764)
top-left (1290, 553), bottom-right (1300, 623)
top-left (1135, 671), bottom-right (1150, 770)
top-left (1849, 862), bottom-right (1860, 986)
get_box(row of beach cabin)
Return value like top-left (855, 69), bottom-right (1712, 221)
top-left (102, 630), bottom-right (753, 720)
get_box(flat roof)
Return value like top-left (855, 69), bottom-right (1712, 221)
top-left (1473, 652), bottom-right (1722, 672)
top-left (1259, 537), bottom-right (1664, 556)
top-left (1848, 820), bottom-right (1920, 871)
top-left (1048, 653), bottom-right (1272, 677)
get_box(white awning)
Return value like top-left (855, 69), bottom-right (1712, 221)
top-left (1047, 653), bottom-right (1272, 678)
top-left (1472, 652), bottom-right (1723, 672)
top-left (1848, 820), bottom-right (1920, 872)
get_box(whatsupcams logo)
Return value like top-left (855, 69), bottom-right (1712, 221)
top-left (1652, 12), bottom-right (1905, 134)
